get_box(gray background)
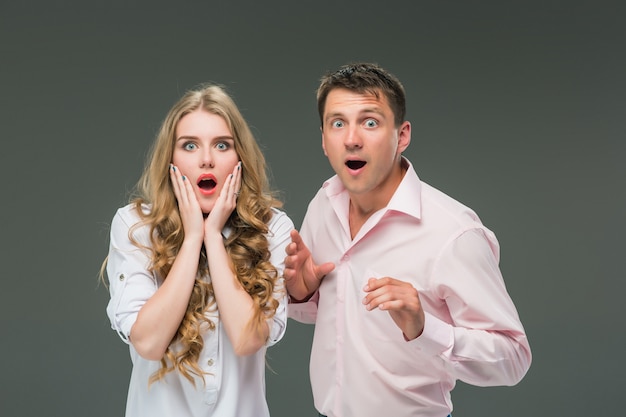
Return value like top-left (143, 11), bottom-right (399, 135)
top-left (1, 1), bottom-right (623, 416)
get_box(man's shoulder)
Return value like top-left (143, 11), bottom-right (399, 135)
top-left (419, 181), bottom-right (484, 226)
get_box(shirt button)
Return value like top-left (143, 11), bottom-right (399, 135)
top-left (119, 273), bottom-right (125, 281)
top-left (207, 359), bottom-right (214, 366)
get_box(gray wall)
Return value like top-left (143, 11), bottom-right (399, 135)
top-left (1, 1), bottom-right (623, 416)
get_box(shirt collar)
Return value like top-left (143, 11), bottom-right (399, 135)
top-left (387, 157), bottom-right (422, 220)
top-left (322, 156), bottom-right (422, 221)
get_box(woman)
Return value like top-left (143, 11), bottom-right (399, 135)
top-left (104, 84), bottom-right (293, 416)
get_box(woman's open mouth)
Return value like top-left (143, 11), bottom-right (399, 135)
top-left (197, 173), bottom-right (217, 195)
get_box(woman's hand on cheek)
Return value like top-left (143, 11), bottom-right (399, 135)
top-left (170, 164), bottom-right (204, 244)
top-left (204, 162), bottom-right (242, 236)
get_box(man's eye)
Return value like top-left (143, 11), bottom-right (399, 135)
top-left (332, 120), bottom-right (344, 128)
top-left (183, 142), bottom-right (197, 151)
top-left (365, 119), bottom-right (378, 128)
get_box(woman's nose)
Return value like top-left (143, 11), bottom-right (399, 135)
top-left (200, 149), bottom-right (214, 168)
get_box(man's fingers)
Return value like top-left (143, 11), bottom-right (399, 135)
top-left (364, 277), bottom-right (410, 292)
top-left (285, 241), bottom-right (297, 256)
top-left (317, 262), bottom-right (335, 279)
top-left (362, 278), bottom-right (419, 310)
top-left (290, 229), bottom-right (303, 245)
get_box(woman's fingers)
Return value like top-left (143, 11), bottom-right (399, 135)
top-left (230, 162), bottom-right (242, 205)
top-left (170, 164), bottom-right (204, 240)
top-left (220, 162), bottom-right (241, 208)
top-left (171, 164), bottom-right (189, 204)
top-left (204, 162), bottom-right (241, 234)
top-left (169, 164), bottom-right (182, 201)
top-left (170, 164), bottom-right (195, 208)
top-left (234, 161), bottom-right (242, 197)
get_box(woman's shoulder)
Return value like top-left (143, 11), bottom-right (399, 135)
top-left (268, 206), bottom-right (291, 222)
top-left (110, 203), bottom-right (153, 241)
top-left (114, 203), bottom-right (151, 224)
top-left (267, 207), bottom-right (295, 235)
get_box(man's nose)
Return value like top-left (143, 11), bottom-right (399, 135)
top-left (344, 127), bottom-right (363, 150)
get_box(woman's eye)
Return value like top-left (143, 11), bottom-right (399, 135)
top-left (332, 120), bottom-right (344, 128)
top-left (216, 142), bottom-right (229, 151)
top-left (183, 142), bottom-right (197, 151)
top-left (365, 119), bottom-right (378, 128)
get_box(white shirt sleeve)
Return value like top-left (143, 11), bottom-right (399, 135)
top-left (264, 209), bottom-right (295, 346)
top-left (105, 206), bottom-right (157, 344)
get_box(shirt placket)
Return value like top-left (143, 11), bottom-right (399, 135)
top-left (334, 250), bottom-right (350, 414)
top-left (200, 320), bottom-right (220, 407)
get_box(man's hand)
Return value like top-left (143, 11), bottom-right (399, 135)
top-left (362, 277), bottom-right (425, 340)
top-left (284, 230), bottom-right (335, 301)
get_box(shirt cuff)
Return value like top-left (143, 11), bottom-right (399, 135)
top-left (286, 292), bottom-right (319, 324)
top-left (111, 313), bottom-right (136, 345)
top-left (409, 312), bottom-right (453, 356)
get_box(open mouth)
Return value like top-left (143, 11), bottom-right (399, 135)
top-left (197, 174), bottom-right (217, 194)
top-left (346, 160), bottom-right (366, 170)
top-left (198, 178), bottom-right (216, 191)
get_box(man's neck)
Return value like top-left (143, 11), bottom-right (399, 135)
top-left (348, 160), bottom-right (407, 239)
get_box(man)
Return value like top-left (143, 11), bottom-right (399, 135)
top-left (284, 62), bottom-right (531, 417)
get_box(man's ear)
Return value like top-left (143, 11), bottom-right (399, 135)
top-left (397, 121), bottom-right (411, 154)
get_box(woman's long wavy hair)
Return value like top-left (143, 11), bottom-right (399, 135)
top-left (127, 84), bottom-right (282, 385)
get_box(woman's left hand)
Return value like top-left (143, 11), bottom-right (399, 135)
top-left (204, 162), bottom-right (242, 235)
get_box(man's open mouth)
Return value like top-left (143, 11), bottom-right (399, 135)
top-left (346, 160), bottom-right (366, 170)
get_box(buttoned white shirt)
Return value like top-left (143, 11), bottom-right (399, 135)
top-left (106, 204), bottom-right (293, 417)
top-left (288, 158), bottom-right (531, 417)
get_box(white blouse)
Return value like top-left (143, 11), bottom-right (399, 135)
top-left (106, 204), bottom-right (293, 417)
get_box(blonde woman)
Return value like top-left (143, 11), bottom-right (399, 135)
top-left (104, 84), bottom-right (293, 416)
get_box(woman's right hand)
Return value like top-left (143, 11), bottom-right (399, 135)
top-left (170, 164), bottom-right (204, 244)
top-left (130, 164), bottom-right (205, 361)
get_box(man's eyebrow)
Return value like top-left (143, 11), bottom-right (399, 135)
top-left (360, 106), bottom-right (385, 115)
top-left (324, 111), bottom-right (345, 122)
top-left (324, 107), bottom-right (384, 122)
